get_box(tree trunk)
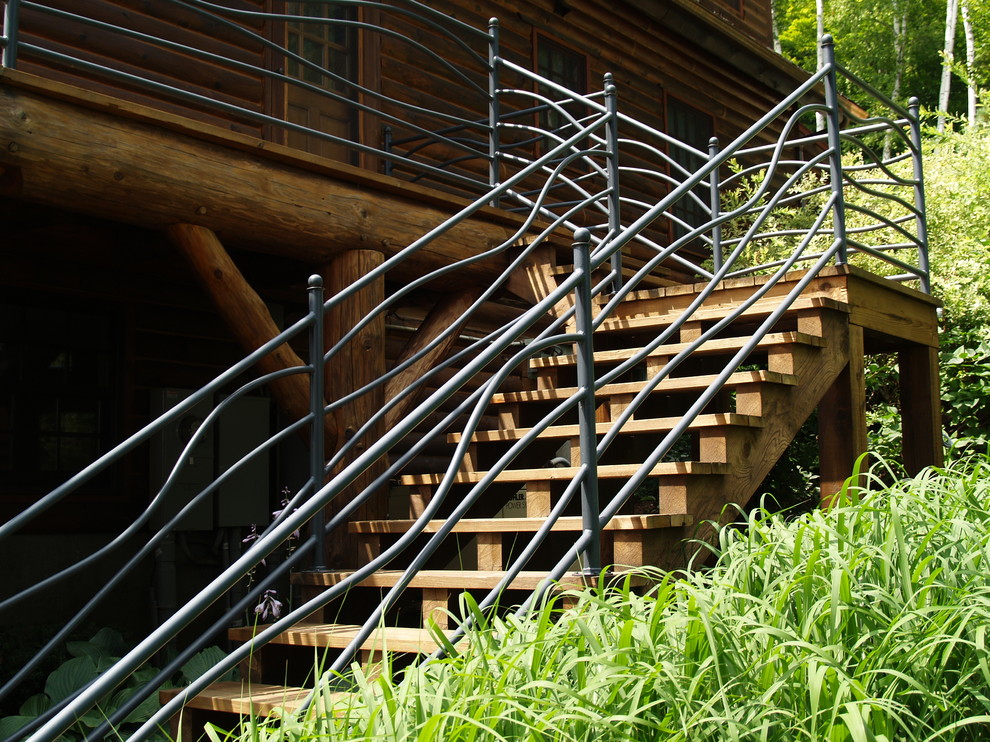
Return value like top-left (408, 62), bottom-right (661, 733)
top-left (938, 0), bottom-right (959, 133)
top-left (166, 223), bottom-right (337, 449)
top-left (962, 0), bottom-right (978, 126)
top-left (886, 0), bottom-right (908, 160)
top-left (816, 0), bottom-right (826, 131)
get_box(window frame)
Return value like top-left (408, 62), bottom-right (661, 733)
top-left (662, 91), bottom-right (717, 245)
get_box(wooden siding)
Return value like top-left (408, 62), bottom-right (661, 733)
top-left (9, 0), bottom-right (788, 160)
top-left (14, 0), bottom-right (269, 136)
top-left (5, 0), bottom-right (801, 277)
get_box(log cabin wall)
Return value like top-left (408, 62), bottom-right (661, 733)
top-left (11, 1), bottom-right (797, 173)
top-left (8, 0), bottom-right (805, 272)
top-left (375, 0), bottom-right (790, 180)
top-left (0, 0), bottom-right (805, 531)
top-left (13, 0), bottom-right (270, 136)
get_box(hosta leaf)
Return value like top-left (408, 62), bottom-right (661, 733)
top-left (19, 693), bottom-right (51, 716)
top-left (45, 656), bottom-right (98, 703)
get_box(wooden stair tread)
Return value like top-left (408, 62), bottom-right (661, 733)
top-left (622, 266), bottom-right (853, 301)
top-left (449, 412), bottom-right (762, 443)
top-left (348, 512), bottom-right (692, 534)
top-left (161, 681), bottom-right (324, 716)
top-left (291, 569), bottom-right (654, 590)
top-left (228, 623), bottom-right (461, 653)
top-left (398, 460), bottom-right (728, 486)
top-left (549, 262), bottom-right (677, 288)
top-left (492, 370), bottom-right (796, 404)
top-left (528, 331), bottom-right (825, 369)
top-left (600, 295), bottom-right (849, 333)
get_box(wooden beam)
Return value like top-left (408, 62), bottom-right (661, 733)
top-left (324, 250), bottom-right (387, 568)
top-left (899, 344), bottom-right (944, 475)
top-left (0, 73), bottom-right (524, 286)
top-left (165, 223), bottom-right (336, 447)
top-left (384, 288), bottom-right (481, 429)
top-left (506, 243), bottom-right (577, 321)
top-left (818, 325), bottom-right (867, 503)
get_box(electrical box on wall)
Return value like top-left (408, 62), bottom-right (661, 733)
top-left (217, 393), bottom-right (271, 528)
top-left (150, 389), bottom-right (271, 531)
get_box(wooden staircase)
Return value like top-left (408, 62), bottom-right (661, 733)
top-left (167, 265), bottom-right (941, 738)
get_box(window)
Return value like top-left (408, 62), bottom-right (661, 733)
top-left (283, 2), bottom-right (359, 161)
top-left (0, 300), bottom-right (119, 498)
top-left (285, 2), bottom-right (355, 92)
top-left (535, 35), bottom-right (588, 146)
top-left (665, 95), bottom-right (715, 242)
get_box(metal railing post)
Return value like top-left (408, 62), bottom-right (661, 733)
top-left (2, 0), bottom-right (20, 68)
top-left (307, 275), bottom-right (327, 570)
top-left (908, 96), bottom-right (931, 293)
top-left (708, 136), bottom-right (723, 272)
top-left (821, 34), bottom-right (848, 265)
top-left (488, 17), bottom-right (501, 207)
top-left (382, 126), bottom-right (393, 178)
top-left (572, 228), bottom-right (601, 577)
top-left (604, 73), bottom-right (623, 294)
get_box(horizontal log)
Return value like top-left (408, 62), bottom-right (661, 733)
top-left (0, 70), bottom-right (531, 287)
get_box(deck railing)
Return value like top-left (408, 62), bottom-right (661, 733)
top-left (0, 2), bottom-right (932, 738)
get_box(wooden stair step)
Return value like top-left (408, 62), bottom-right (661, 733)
top-left (550, 262), bottom-right (677, 289)
top-left (348, 512), bottom-right (692, 535)
top-left (397, 460), bottom-right (728, 486)
top-left (528, 332), bottom-right (825, 370)
top-left (161, 681), bottom-right (327, 717)
top-left (291, 568), bottom-right (654, 590)
top-left (600, 295), bottom-right (849, 333)
top-left (448, 412), bottom-right (762, 443)
top-left (492, 370), bottom-right (796, 404)
top-left (228, 623), bottom-right (461, 654)
top-left (621, 266), bottom-right (849, 302)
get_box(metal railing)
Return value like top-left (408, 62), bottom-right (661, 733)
top-left (0, 2), bottom-right (931, 737)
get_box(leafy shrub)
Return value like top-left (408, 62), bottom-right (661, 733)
top-left (0, 630), bottom-right (232, 741)
top-left (212, 456), bottom-right (990, 741)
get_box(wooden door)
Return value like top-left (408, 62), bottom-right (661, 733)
top-left (282, 2), bottom-right (358, 162)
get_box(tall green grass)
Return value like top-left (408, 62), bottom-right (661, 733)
top-left (218, 457), bottom-right (990, 741)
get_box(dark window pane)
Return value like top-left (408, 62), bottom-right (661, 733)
top-left (667, 97), bottom-right (714, 241)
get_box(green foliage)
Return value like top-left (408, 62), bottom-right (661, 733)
top-left (723, 123), bottom-right (990, 461)
top-left (0, 630), bottom-right (231, 741)
top-left (921, 126), bottom-right (990, 323)
top-left (774, 0), bottom-right (963, 114)
top-left (215, 456), bottom-right (990, 741)
top-left (940, 326), bottom-right (990, 454)
top-left (860, 125), bottom-right (990, 459)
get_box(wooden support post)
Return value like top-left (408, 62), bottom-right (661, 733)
top-left (898, 344), bottom-right (944, 475)
top-left (608, 393), bottom-right (635, 421)
top-left (613, 532), bottom-right (660, 569)
top-left (421, 588), bottom-right (449, 629)
top-left (536, 368), bottom-right (559, 391)
top-left (165, 223), bottom-right (337, 448)
top-left (462, 445), bottom-right (479, 474)
top-left (818, 325), bottom-right (867, 504)
top-left (408, 485), bottom-right (432, 518)
top-left (697, 430), bottom-right (728, 463)
top-left (324, 250), bottom-right (387, 568)
top-left (679, 321), bottom-right (704, 343)
top-left (506, 243), bottom-right (572, 318)
top-left (525, 483), bottom-right (551, 517)
top-left (384, 289), bottom-right (481, 429)
top-left (477, 533), bottom-right (502, 570)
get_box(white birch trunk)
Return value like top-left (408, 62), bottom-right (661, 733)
top-left (886, 0), bottom-right (908, 160)
top-left (938, 0), bottom-right (959, 132)
top-left (962, 0), bottom-right (977, 126)
top-left (816, 0), bottom-right (826, 131)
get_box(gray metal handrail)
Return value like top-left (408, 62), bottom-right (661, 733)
top-left (0, 8), bottom-right (933, 738)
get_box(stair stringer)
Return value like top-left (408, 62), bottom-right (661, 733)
top-left (652, 304), bottom-right (855, 567)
